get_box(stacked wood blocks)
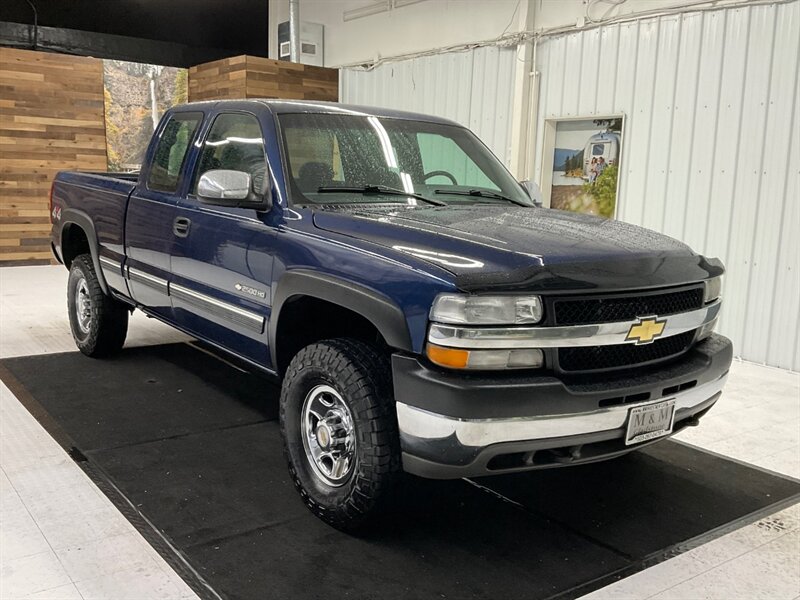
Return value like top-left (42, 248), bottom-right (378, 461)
top-left (189, 55), bottom-right (338, 102)
top-left (0, 48), bottom-right (107, 265)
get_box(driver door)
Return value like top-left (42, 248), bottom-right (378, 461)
top-left (169, 111), bottom-right (277, 364)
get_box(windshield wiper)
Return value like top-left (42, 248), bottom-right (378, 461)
top-left (433, 188), bottom-right (530, 207)
top-left (317, 185), bottom-right (447, 207)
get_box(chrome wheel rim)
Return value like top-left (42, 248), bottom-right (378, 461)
top-left (74, 277), bottom-right (92, 335)
top-left (301, 384), bottom-right (356, 486)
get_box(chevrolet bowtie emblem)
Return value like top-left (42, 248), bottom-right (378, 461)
top-left (626, 316), bottom-right (667, 345)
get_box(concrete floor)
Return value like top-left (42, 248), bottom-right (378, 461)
top-left (1, 265), bottom-right (798, 599)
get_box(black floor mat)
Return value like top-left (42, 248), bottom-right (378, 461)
top-left (2, 344), bottom-right (798, 600)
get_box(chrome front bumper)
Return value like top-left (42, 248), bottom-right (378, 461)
top-left (398, 374), bottom-right (726, 448)
top-left (397, 372), bottom-right (727, 479)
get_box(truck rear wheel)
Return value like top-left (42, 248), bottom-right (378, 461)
top-left (279, 339), bottom-right (401, 530)
top-left (67, 254), bottom-right (129, 357)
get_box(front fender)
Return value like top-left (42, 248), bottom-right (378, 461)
top-left (269, 269), bottom-right (413, 371)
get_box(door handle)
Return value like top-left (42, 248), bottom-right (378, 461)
top-left (173, 217), bottom-right (191, 238)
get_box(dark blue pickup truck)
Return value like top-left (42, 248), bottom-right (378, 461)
top-left (50, 100), bottom-right (731, 529)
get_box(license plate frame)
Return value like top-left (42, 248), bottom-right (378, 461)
top-left (625, 399), bottom-right (676, 446)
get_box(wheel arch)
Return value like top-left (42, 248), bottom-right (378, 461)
top-left (269, 270), bottom-right (413, 373)
top-left (59, 209), bottom-right (109, 295)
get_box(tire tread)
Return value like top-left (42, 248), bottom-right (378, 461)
top-left (68, 254), bottom-right (128, 357)
top-left (279, 338), bottom-right (400, 530)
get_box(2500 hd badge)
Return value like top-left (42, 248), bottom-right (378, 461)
top-left (234, 283), bottom-right (266, 299)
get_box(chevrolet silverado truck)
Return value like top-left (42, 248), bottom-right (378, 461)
top-left (49, 100), bottom-right (731, 529)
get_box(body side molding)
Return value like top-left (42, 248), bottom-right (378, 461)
top-left (170, 283), bottom-right (265, 334)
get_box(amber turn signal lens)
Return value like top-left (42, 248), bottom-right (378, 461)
top-left (426, 344), bottom-right (469, 369)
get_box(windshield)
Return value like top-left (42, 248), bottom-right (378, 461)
top-left (278, 113), bottom-right (532, 207)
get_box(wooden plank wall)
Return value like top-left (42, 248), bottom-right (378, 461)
top-left (189, 55), bottom-right (338, 102)
top-left (0, 47), bottom-right (107, 266)
top-left (245, 56), bottom-right (338, 100)
top-left (187, 55), bottom-right (247, 101)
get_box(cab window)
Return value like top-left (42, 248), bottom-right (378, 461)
top-left (147, 113), bottom-right (202, 193)
top-left (192, 113), bottom-right (267, 195)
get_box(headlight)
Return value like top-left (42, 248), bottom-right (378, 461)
top-left (704, 276), bottom-right (723, 303)
top-left (430, 293), bottom-right (543, 325)
top-left (426, 344), bottom-right (544, 370)
top-left (427, 295), bottom-right (545, 370)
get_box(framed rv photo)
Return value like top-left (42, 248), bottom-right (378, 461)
top-left (539, 115), bottom-right (625, 219)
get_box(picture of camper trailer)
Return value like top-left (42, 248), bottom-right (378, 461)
top-left (547, 116), bottom-right (623, 219)
top-left (583, 131), bottom-right (621, 180)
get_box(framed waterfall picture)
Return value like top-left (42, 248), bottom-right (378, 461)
top-left (102, 60), bottom-right (189, 172)
top-left (539, 115), bottom-right (625, 219)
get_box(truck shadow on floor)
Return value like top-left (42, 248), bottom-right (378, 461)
top-left (2, 342), bottom-right (798, 600)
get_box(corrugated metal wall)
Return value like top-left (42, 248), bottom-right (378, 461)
top-left (340, 45), bottom-right (518, 167)
top-left (340, 2), bottom-right (799, 371)
top-left (534, 2), bottom-right (800, 371)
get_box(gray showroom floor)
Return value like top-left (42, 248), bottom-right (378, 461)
top-left (1, 265), bottom-right (798, 600)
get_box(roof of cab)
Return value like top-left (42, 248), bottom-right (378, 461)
top-left (174, 98), bottom-right (462, 127)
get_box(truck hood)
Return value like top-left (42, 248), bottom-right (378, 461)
top-left (312, 205), bottom-right (723, 292)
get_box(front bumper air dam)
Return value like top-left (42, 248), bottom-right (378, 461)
top-left (393, 334), bottom-right (732, 479)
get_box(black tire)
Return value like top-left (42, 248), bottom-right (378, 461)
top-left (280, 339), bottom-right (401, 531)
top-left (67, 254), bottom-right (129, 357)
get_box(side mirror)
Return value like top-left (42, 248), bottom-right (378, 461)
top-left (520, 180), bottom-right (543, 208)
top-left (197, 169), bottom-right (272, 211)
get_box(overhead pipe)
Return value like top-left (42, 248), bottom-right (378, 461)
top-left (24, 0), bottom-right (38, 50)
top-left (289, 0), bottom-right (301, 63)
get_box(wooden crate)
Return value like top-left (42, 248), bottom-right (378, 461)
top-left (0, 47), bottom-right (107, 265)
top-left (189, 55), bottom-right (338, 102)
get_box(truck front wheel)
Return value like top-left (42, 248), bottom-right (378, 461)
top-left (67, 254), bottom-right (129, 357)
top-left (279, 339), bottom-right (401, 530)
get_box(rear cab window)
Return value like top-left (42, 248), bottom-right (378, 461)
top-left (146, 112), bottom-right (203, 193)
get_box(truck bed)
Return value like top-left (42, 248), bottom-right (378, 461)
top-left (52, 170), bottom-right (140, 262)
top-left (55, 170), bottom-right (139, 192)
top-left (86, 171), bottom-right (139, 182)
